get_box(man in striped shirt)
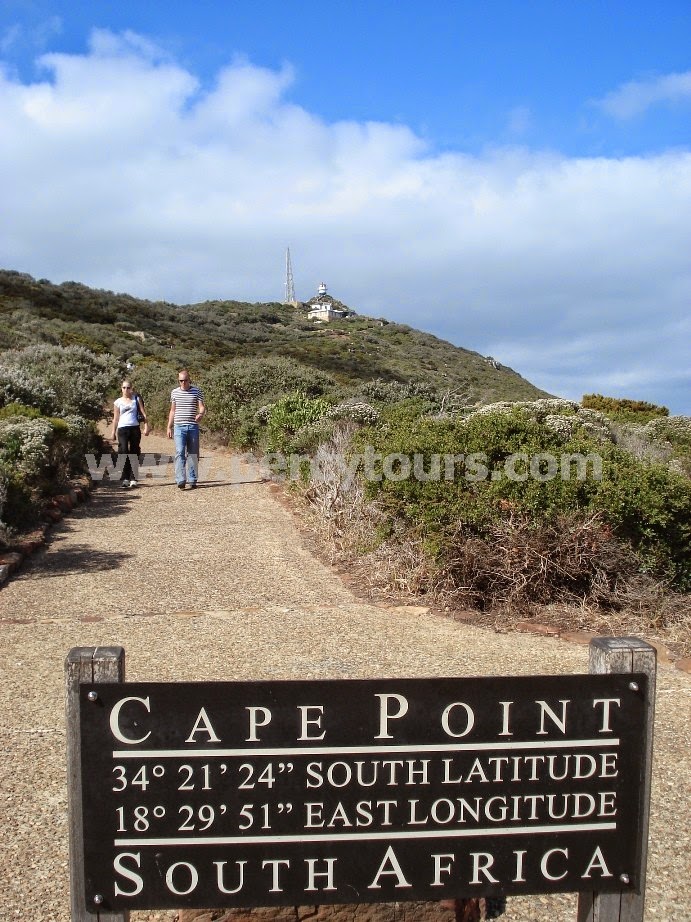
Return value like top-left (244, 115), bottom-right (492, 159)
top-left (167, 369), bottom-right (206, 489)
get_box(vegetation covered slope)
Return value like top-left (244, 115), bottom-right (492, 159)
top-left (1, 269), bottom-right (688, 657)
top-left (0, 270), bottom-right (549, 405)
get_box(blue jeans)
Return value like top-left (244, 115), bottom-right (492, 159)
top-left (174, 424), bottom-right (200, 485)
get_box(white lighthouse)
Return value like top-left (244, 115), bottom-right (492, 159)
top-left (307, 281), bottom-right (348, 322)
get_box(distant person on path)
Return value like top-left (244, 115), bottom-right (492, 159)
top-left (111, 380), bottom-right (149, 488)
top-left (167, 369), bottom-right (206, 490)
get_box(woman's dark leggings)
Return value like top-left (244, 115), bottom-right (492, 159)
top-left (117, 426), bottom-right (141, 482)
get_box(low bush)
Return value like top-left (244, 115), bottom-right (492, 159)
top-left (421, 513), bottom-right (640, 609)
top-left (265, 393), bottom-right (332, 453)
top-left (0, 365), bottom-right (57, 415)
top-left (0, 344), bottom-right (115, 536)
top-left (0, 402), bottom-right (44, 420)
top-left (200, 357), bottom-right (336, 446)
top-left (360, 379), bottom-right (440, 405)
top-left (354, 406), bottom-right (602, 533)
top-left (0, 412), bottom-right (100, 533)
top-left (0, 344), bottom-right (120, 419)
top-left (645, 416), bottom-right (691, 477)
top-left (582, 393), bottom-right (669, 424)
top-left (593, 452), bottom-right (691, 589)
top-left (305, 403), bottom-right (691, 599)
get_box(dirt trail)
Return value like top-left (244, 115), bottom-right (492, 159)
top-left (1, 433), bottom-right (689, 920)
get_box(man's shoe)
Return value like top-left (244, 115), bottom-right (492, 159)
top-left (188, 482), bottom-right (197, 489)
top-left (177, 482), bottom-right (186, 489)
top-left (128, 480), bottom-right (138, 488)
top-left (121, 480), bottom-right (130, 488)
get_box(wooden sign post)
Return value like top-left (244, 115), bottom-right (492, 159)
top-left (66, 647), bottom-right (129, 922)
top-left (66, 638), bottom-right (655, 921)
top-left (576, 637), bottom-right (656, 922)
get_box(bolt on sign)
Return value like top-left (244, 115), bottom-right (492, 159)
top-left (78, 675), bottom-right (648, 912)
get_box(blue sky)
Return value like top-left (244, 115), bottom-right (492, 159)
top-left (1, 1), bottom-right (690, 412)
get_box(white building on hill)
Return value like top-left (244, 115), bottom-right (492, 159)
top-left (306, 282), bottom-right (348, 322)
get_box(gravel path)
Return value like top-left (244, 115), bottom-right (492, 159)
top-left (1, 434), bottom-right (689, 921)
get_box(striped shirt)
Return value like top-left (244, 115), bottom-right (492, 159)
top-left (170, 385), bottom-right (204, 425)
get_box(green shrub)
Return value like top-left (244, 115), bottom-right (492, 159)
top-left (0, 344), bottom-right (120, 419)
top-left (46, 415), bottom-right (100, 483)
top-left (0, 413), bottom-right (100, 531)
top-left (360, 379), bottom-right (440, 405)
top-left (582, 393), bottom-right (669, 424)
top-left (351, 406), bottom-right (691, 591)
top-left (593, 450), bottom-right (691, 589)
top-left (644, 416), bottom-right (691, 477)
top-left (200, 357), bottom-right (336, 445)
top-left (0, 468), bottom-right (36, 530)
top-left (0, 417), bottom-right (53, 477)
top-left (0, 417), bottom-right (53, 530)
top-left (0, 402), bottom-right (43, 420)
top-left (266, 393), bottom-right (332, 453)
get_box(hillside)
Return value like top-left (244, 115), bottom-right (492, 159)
top-left (0, 269), bottom-right (688, 655)
top-left (0, 270), bottom-right (549, 404)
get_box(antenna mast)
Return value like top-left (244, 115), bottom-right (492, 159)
top-left (284, 247), bottom-right (296, 305)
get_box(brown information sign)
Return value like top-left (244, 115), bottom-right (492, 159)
top-left (79, 675), bottom-right (648, 912)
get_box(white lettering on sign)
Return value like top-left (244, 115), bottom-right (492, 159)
top-left (262, 859), bottom-right (290, 892)
top-left (374, 694), bottom-right (409, 739)
top-left (582, 846), bottom-right (613, 878)
top-left (470, 852), bottom-right (499, 884)
top-left (592, 699), bottom-right (621, 733)
top-left (107, 693), bottom-right (625, 746)
top-left (86, 676), bottom-right (643, 908)
top-left (536, 700), bottom-right (569, 735)
top-left (441, 702), bottom-right (475, 738)
top-left (305, 759), bottom-right (430, 788)
top-left (246, 706), bottom-right (271, 742)
top-left (499, 701), bottom-right (513, 737)
top-left (298, 706), bottom-right (326, 741)
top-left (368, 846), bottom-right (413, 889)
top-left (438, 751), bottom-right (619, 784)
top-left (165, 861), bottom-right (198, 895)
top-left (110, 842), bottom-right (619, 902)
top-left (431, 852), bottom-right (455, 886)
top-left (540, 848), bottom-right (568, 881)
top-left (185, 708), bottom-right (221, 744)
top-left (305, 858), bottom-right (337, 891)
top-left (113, 852), bottom-right (143, 896)
top-left (109, 697), bottom-right (151, 745)
top-left (214, 860), bottom-right (246, 894)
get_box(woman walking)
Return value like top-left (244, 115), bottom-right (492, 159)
top-left (112, 380), bottom-right (149, 487)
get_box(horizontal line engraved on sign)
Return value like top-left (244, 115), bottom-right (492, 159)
top-left (112, 738), bottom-right (620, 759)
top-left (114, 821), bottom-right (618, 847)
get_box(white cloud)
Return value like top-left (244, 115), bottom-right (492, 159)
top-left (0, 31), bottom-right (689, 413)
top-left (595, 70), bottom-right (691, 119)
